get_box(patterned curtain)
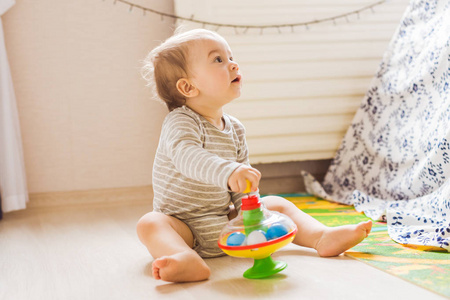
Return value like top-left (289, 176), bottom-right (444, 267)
top-left (303, 0), bottom-right (450, 251)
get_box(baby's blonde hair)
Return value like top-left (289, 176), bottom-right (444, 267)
top-left (142, 28), bottom-right (223, 111)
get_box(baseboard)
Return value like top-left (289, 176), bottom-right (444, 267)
top-left (25, 159), bottom-right (330, 209)
top-left (28, 185), bottom-right (153, 209)
top-left (254, 159), bottom-right (331, 195)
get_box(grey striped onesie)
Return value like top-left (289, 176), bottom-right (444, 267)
top-left (152, 106), bottom-right (256, 258)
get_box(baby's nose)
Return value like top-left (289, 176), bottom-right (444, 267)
top-left (230, 61), bottom-right (239, 71)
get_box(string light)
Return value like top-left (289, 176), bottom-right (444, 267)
top-left (108, 0), bottom-right (386, 34)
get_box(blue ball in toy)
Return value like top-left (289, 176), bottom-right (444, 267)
top-left (226, 232), bottom-right (246, 246)
top-left (266, 223), bottom-right (289, 240)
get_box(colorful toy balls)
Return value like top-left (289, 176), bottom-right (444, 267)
top-left (225, 223), bottom-right (289, 247)
top-left (247, 230), bottom-right (267, 245)
top-left (266, 223), bottom-right (289, 240)
top-left (226, 232), bottom-right (246, 246)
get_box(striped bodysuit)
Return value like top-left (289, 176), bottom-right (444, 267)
top-left (152, 106), bottom-right (255, 257)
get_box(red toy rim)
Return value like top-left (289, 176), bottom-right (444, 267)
top-left (218, 227), bottom-right (297, 251)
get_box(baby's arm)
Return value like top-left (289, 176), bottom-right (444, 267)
top-left (163, 113), bottom-right (242, 189)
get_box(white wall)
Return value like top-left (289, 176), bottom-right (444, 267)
top-left (3, 0), bottom-right (174, 194)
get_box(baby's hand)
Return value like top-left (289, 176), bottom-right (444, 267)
top-left (228, 165), bottom-right (261, 193)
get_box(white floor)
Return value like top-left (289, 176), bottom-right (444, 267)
top-left (0, 203), bottom-right (447, 300)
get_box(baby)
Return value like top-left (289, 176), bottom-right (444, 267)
top-left (137, 28), bottom-right (372, 283)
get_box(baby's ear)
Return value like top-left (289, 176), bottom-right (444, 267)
top-left (176, 78), bottom-right (199, 98)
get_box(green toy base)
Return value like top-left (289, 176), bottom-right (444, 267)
top-left (243, 256), bottom-right (287, 279)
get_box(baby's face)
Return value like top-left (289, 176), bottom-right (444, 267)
top-left (187, 36), bottom-right (242, 106)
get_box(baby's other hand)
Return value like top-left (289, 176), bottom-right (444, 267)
top-left (228, 165), bottom-right (261, 193)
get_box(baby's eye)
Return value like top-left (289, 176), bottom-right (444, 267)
top-left (214, 56), bottom-right (223, 63)
top-left (229, 57), bottom-right (234, 61)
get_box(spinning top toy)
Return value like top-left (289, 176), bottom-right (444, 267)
top-left (218, 182), bottom-right (297, 279)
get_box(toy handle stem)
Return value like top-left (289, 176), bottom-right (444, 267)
top-left (243, 180), bottom-right (252, 194)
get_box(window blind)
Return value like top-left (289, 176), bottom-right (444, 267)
top-left (174, 0), bottom-right (409, 164)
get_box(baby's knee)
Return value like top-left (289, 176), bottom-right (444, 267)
top-left (136, 212), bottom-right (166, 240)
top-left (262, 195), bottom-right (295, 213)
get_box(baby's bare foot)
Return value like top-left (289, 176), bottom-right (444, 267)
top-left (152, 250), bottom-right (210, 282)
top-left (315, 220), bottom-right (372, 257)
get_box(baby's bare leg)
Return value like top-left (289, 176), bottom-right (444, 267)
top-left (136, 212), bottom-right (210, 282)
top-left (263, 196), bottom-right (372, 257)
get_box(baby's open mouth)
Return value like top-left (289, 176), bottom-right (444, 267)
top-left (232, 75), bottom-right (241, 83)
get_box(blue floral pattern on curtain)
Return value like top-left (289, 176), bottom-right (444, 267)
top-left (303, 0), bottom-right (450, 251)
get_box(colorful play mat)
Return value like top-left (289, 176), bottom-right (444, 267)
top-left (281, 194), bottom-right (449, 298)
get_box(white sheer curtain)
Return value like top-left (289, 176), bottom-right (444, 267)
top-left (0, 0), bottom-right (29, 213)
